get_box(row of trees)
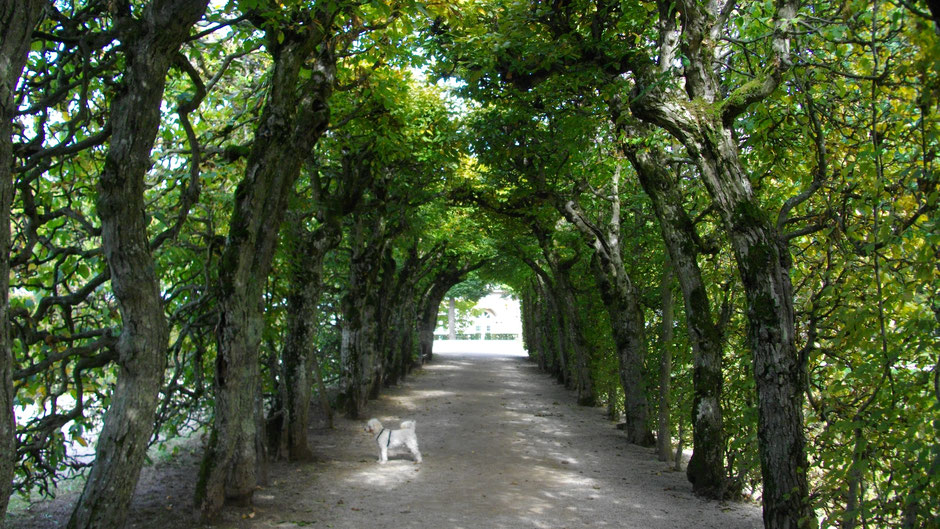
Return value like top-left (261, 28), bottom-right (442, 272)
top-left (423, 0), bottom-right (939, 527)
top-left (0, 1), bottom-right (491, 527)
top-left (0, 1), bottom-right (937, 529)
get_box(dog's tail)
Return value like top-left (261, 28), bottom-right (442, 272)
top-left (400, 420), bottom-right (416, 430)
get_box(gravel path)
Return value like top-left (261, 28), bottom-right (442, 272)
top-left (7, 348), bottom-right (763, 528)
top-left (227, 349), bottom-right (762, 529)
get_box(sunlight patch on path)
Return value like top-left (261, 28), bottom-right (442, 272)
top-left (244, 348), bottom-right (762, 529)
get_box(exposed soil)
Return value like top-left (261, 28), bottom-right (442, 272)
top-left (6, 348), bottom-right (762, 529)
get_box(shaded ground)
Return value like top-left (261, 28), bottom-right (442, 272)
top-left (7, 348), bottom-right (762, 528)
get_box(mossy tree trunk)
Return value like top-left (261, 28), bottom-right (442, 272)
top-left (621, 132), bottom-right (731, 498)
top-left (195, 14), bottom-right (335, 521)
top-left (340, 215), bottom-right (388, 418)
top-left (550, 259), bottom-right (593, 405)
top-left (66, 2), bottom-right (210, 528)
top-left (520, 283), bottom-right (544, 367)
top-left (560, 182), bottom-right (653, 446)
top-left (656, 260), bottom-right (674, 463)
top-left (524, 244), bottom-right (592, 402)
top-left (277, 218), bottom-right (341, 460)
top-left (382, 244), bottom-right (428, 385)
top-left (277, 147), bottom-right (372, 437)
top-left (0, 0), bottom-right (44, 521)
top-left (630, 0), bottom-right (810, 521)
top-left (529, 272), bottom-right (568, 385)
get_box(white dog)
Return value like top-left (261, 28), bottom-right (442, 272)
top-left (364, 418), bottom-right (422, 464)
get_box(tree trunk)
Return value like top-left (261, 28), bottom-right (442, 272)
top-left (373, 247), bottom-right (397, 392)
top-left (554, 270), bottom-right (594, 405)
top-left (310, 346), bottom-right (333, 429)
top-left (622, 136), bottom-right (729, 498)
top-left (561, 193), bottom-right (653, 446)
top-left (542, 281), bottom-right (569, 385)
top-left (279, 220), bottom-right (341, 460)
top-left (657, 260), bottom-right (674, 462)
top-left (387, 295), bottom-right (418, 383)
top-left (520, 284), bottom-right (543, 366)
top-left (633, 88), bottom-right (810, 529)
top-left (539, 292), bottom-right (559, 375)
top-left (0, 0), bottom-right (44, 520)
top-left (593, 256), bottom-right (653, 446)
top-left (447, 297), bottom-right (457, 339)
top-left (526, 249), bottom-right (590, 401)
top-left (195, 21), bottom-right (334, 522)
top-left (67, 2), bottom-right (209, 528)
top-left (628, 0), bottom-right (809, 521)
top-left (340, 218), bottom-right (386, 418)
top-left (384, 247), bottom-right (423, 384)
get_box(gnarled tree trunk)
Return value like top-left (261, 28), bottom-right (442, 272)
top-left (656, 260), bottom-right (674, 463)
top-left (533, 274), bottom-right (568, 385)
top-left (382, 245), bottom-right (425, 385)
top-left (698, 135), bottom-right (808, 527)
top-left (0, 0), bottom-right (44, 520)
top-left (67, 2), bottom-right (210, 528)
top-left (195, 19), bottom-right (335, 522)
top-left (621, 134), bottom-right (730, 498)
top-left (277, 219), bottom-right (341, 460)
top-left (625, 0), bottom-right (810, 522)
top-left (552, 264), bottom-right (594, 405)
top-left (630, 0), bottom-right (810, 517)
top-left (340, 216), bottom-right (387, 418)
top-left (560, 181), bottom-right (653, 446)
top-left (520, 283), bottom-right (543, 366)
top-left (525, 248), bottom-right (591, 401)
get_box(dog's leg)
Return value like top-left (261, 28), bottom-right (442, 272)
top-left (378, 444), bottom-right (388, 464)
top-left (407, 440), bottom-right (422, 463)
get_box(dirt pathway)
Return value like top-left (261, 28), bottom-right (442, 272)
top-left (217, 350), bottom-right (762, 529)
top-left (8, 349), bottom-right (762, 529)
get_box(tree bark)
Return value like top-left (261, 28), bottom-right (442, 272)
top-left (633, 99), bottom-right (810, 527)
top-left (0, 0), bottom-right (44, 520)
top-left (66, 2), bottom-right (209, 528)
top-left (383, 246), bottom-right (427, 385)
top-left (590, 252), bottom-right (653, 445)
top-left (521, 283), bottom-right (548, 368)
top-left (621, 135), bottom-right (730, 498)
top-left (552, 266), bottom-right (593, 405)
top-left (525, 248), bottom-right (591, 401)
top-left (278, 219), bottom-right (341, 460)
top-left (560, 189), bottom-right (653, 446)
top-left (535, 276), bottom-right (568, 385)
top-left (340, 216), bottom-right (387, 418)
top-left (195, 17), bottom-right (335, 521)
top-left (621, 0), bottom-right (809, 521)
top-left (631, 13), bottom-right (815, 529)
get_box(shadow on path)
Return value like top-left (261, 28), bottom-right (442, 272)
top-left (235, 349), bottom-right (762, 529)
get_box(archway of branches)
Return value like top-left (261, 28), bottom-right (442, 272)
top-left (1, 2), bottom-right (937, 529)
